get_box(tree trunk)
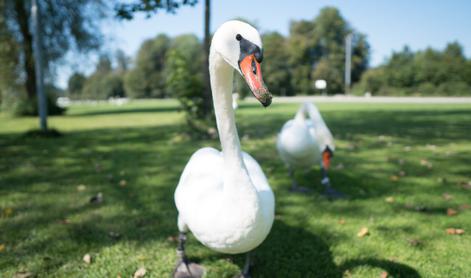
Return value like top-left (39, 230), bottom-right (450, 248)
top-left (202, 0), bottom-right (212, 116)
top-left (14, 0), bottom-right (36, 99)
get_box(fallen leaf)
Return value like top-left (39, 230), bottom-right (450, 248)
top-left (385, 196), bottom-right (395, 203)
top-left (398, 170), bottom-right (406, 177)
top-left (133, 267), bottom-right (147, 278)
top-left (83, 253), bottom-right (92, 264)
top-left (77, 184), bottom-right (86, 191)
top-left (119, 179), bottom-right (127, 187)
top-left (357, 227), bottom-right (369, 237)
top-left (0, 244), bottom-right (5, 252)
top-left (420, 159), bottom-right (429, 166)
top-left (338, 218), bottom-right (346, 225)
top-left (380, 271), bottom-right (389, 278)
top-left (442, 193), bottom-right (453, 201)
top-left (447, 208), bottom-right (458, 216)
top-left (446, 228), bottom-right (465, 235)
top-left (389, 175), bottom-right (399, 182)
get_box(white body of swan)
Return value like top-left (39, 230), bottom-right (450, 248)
top-left (174, 20), bottom-right (274, 255)
top-left (232, 92), bottom-right (240, 110)
top-left (277, 102), bottom-right (335, 170)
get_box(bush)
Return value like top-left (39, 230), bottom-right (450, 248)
top-left (166, 48), bottom-right (214, 137)
top-left (1, 89), bottom-right (65, 116)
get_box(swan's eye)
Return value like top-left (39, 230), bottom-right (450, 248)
top-left (236, 34), bottom-right (242, 41)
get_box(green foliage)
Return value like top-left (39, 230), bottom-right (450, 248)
top-left (80, 55), bottom-right (126, 100)
top-left (124, 34), bottom-right (171, 98)
top-left (165, 35), bottom-right (213, 136)
top-left (288, 7), bottom-right (370, 95)
top-left (357, 42), bottom-right (471, 96)
top-left (0, 2), bottom-right (19, 95)
top-left (262, 32), bottom-right (292, 96)
top-left (115, 0), bottom-right (198, 20)
top-left (1, 0), bottom-right (106, 98)
top-left (82, 73), bottom-right (125, 100)
top-left (67, 73), bottom-right (86, 97)
top-left (1, 86), bottom-right (65, 116)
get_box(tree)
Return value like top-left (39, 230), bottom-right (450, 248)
top-left (1, 0), bottom-right (106, 101)
top-left (82, 55), bottom-right (126, 99)
top-left (115, 49), bottom-right (130, 73)
top-left (356, 42), bottom-right (471, 96)
top-left (288, 7), bottom-right (369, 94)
top-left (262, 32), bottom-right (292, 96)
top-left (67, 73), bottom-right (86, 97)
top-left (115, 0), bottom-right (213, 118)
top-left (115, 0), bottom-right (198, 19)
top-left (124, 34), bottom-right (171, 98)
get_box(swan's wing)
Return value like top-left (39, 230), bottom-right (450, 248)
top-left (277, 120), bottom-right (321, 167)
top-left (304, 103), bottom-right (335, 152)
top-left (241, 152), bottom-right (275, 223)
top-left (174, 147), bottom-right (224, 228)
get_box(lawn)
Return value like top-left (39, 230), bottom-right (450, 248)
top-left (1, 99), bottom-right (470, 277)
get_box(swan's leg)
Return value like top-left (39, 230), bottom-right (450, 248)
top-left (237, 252), bottom-right (254, 278)
top-left (320, 166), bottom-right (344, 199)
top-left (173, 232), bottom-right (205, 278)
top-left (289, 167), bottom-right (311, 193)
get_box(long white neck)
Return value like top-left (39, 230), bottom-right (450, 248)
top-left (209, 50), bottom-right (252, 188)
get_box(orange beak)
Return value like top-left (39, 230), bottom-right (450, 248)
top-left (239, 54), bottom-right (272, 107)
top-left (322, 150), bottom-right (332, 170)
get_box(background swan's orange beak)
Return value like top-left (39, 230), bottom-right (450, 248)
top-left (239, 54), bottom-right (272, 107)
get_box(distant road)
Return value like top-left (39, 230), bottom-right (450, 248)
top-left (245, 95), bottom-right (471, 104)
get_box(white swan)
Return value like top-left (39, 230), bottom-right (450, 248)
top-left (174, 20), bottom-right (274, 277)
top-left (277, 102), bottom-right (341, 197)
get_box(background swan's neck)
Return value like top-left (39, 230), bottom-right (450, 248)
top-left (209, 51), bottom-right (245, 171)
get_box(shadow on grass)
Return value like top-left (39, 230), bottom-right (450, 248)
top-left (2, 104), bottom-right (470, 276)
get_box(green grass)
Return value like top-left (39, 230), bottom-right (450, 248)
top-left (1, 99), bottom-right (470, 277)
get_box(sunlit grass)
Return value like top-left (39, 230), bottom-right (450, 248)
top-left (1, 99), bottom-right (470, 277)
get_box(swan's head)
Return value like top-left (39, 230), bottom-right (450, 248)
top-left (211, 20), bottom-right (272, 107)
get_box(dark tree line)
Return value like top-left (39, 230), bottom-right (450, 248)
top-left (355, 42), bottom-right (471, 96)
top-left (68, 7), bottom-right (371, 101)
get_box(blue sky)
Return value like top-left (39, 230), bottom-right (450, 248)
top-left (58, 0), bottom-right (471, 87)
